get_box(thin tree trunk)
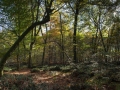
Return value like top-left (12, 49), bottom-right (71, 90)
top-left (59, 13), bottom-right (65, 64)
top-left (16, 44), bottom-right (20, 70)
top-left (41, 46), bottom-right (46, 65)
top-left (41, 24), bottom-right (48, 66)
top-left (98, 6), bottom-right (108, 62)
top-left (93, 28), bottom-right (99, 54)
top-left (73, 1), bottom-right (79, 63)
top-left (48, 45), bottom-right (52, 65)
top-left (28, 41), bottom-right (34, 68)
top-left (22, 40), bottom-right (27, 63)
top-left (28, 0), bottom-right (41, 68)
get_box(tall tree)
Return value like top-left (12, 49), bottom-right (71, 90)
top-left (28, 0), bottom-right (41, 68)
top-left (68, 0), bottom-right (86, 63)
top-left (0, 0), bottom-right (54, 76)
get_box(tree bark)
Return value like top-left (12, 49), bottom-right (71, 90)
top-left (73, 1), bottom-right (79, 63)
top-left (16, 44), bottom-right (20, 70)
top-left (41, 24), bottom-right (48, 66)
top-left (59, 13), bottom-right (65, 64)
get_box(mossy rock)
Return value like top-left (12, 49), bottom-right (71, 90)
top-left (61, 68), bottom-right (71, 73)
top-left (71, 69), bottom-right (88, 78)
top-left (30, 68), bottom-right (40, 73)
top-left (49, 66), bottom-right (61, 71)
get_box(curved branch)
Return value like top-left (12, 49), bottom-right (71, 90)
top-left (0, 18), bottom-right (49, 69)
top-left (0, 0), bottom-right (55, 76)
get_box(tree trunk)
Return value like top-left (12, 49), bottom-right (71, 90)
top-left (22, 40), bottom-right (27, 64)
top-left (59, 13), bottom-right (65, 64)
top-left (16, 44), bottom-right (20, 70)
top-left (28, 41), bottom-right (34, 68)
top-left (41, 45), bottom-right (46, 66)
top-left (98, 6), bottom-right (108, 62)
top-left (41, 24), bottom-right (48, 66)
top-left (73, 1), bottom-right (79, 63)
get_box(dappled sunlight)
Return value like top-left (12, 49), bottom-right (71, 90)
top-left (5, 69), bottom-right (31, 75)
top-left (4, 69), bottom-right (71, 84)
top-left (32, 71), bottom-right (71, 84)
top-left (3, 69), bottom-right (78, 90)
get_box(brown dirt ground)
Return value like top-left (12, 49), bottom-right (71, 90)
top-left (4, 69), bottom-right (81, 89)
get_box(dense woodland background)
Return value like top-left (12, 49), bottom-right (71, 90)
top-left (0, 0), bottom-right (120, 90)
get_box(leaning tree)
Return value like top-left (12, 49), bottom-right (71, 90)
top-left (0, 0), bottom-right (54, 76)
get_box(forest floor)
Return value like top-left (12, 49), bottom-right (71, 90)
top-left (1, 62), bottom-right (120, 90)
top-left (3, 69), bottom-right (86, 90)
